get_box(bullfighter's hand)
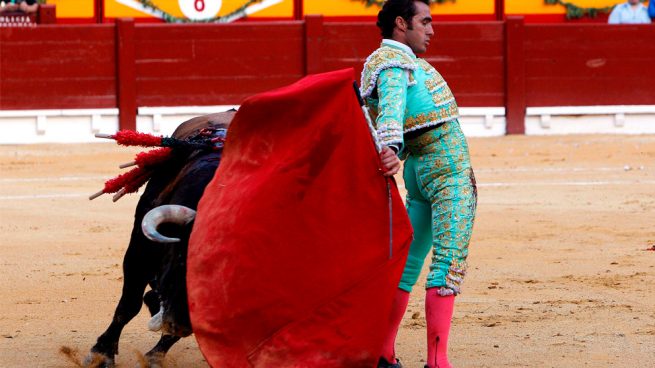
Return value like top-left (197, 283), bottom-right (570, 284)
top-left (380, 146), bottom-right (401, 177)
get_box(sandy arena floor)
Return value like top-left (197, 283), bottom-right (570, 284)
top-left (1, 134), bottom-right (654, 367)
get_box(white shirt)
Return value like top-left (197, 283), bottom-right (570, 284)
top-left (608, 2), bottom-right (652, 24)
top-left (382, 39), bottom-right (416, 58)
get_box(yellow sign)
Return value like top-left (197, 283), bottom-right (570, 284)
top-left (506, 0), bottom-right (625, 15)
top-left (44, 0), bottom-right (632, 20)
top-left (45, 0), bottom-right (94, 18)
top-left (304, 0), bottom-right (496, 16)
top-left (104, 0), bottom-right (293, 19)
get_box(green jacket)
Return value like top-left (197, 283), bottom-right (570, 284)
top-left (361, 39), bottom-right (459, 153)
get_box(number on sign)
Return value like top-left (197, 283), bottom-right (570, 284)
top-left (179, 0), bottom-right (221, 20)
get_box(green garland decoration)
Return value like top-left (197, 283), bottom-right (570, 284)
top-left (138, 0), bottom-right (648, 22)
top-left (359, 0), bottom-right (455, 7)
top-left (360, 0), bottom-right (647, 20)
top-left (136, 0), bottom-right (265, 23)
top-left (544, 0), bottom-right (647, 19)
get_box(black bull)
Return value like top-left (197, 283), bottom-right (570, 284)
top-left (85, 111), bottom-right (235, 368)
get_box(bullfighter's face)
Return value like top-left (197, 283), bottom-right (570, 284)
top-left (404, 1), bottom-right (434, 55)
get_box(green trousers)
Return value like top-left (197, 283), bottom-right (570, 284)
top-left (398, 120), bottom-right (477, 295)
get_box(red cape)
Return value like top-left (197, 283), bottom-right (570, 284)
top-left (187, 68), bottom-right (413, 368)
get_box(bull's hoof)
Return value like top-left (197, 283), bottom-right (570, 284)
top-left (143, 351), bottom-right (165, 368)
top-left (83, 351), bottom-right (115, 368)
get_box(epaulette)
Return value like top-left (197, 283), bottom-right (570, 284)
top-left (360, 46), bottom-right (417, 99)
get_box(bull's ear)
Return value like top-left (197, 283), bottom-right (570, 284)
top-left (142, 205), bottom-right (196, 243)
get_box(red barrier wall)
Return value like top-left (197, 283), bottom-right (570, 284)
top-left (423, 22), bottom-right (505, 107)
top-left (0, 25), bottom-right (116, 109)
top-left (1, 18), bottom-right (654, 133)
top-left (0, 18), bottom-right (504, 111)
top-left (524, 24), bottom-right (655, 106)
top-left (314, 21), bottom-right (506, 108)
top-left (134, 22), bottom-right (305, 107)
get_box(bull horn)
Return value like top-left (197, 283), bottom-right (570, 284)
top-left (141, 204), bottom-right (196, 243)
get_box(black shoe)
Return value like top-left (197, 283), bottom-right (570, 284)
top-left (377, 357), bottom-right (403, 368)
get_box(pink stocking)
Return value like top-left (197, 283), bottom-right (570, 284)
top-left (425, 290), bottom-right (455, 368)
top-left (379, 289), bottom-right (410, 363)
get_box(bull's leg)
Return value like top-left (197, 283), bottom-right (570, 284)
top-left (143, 335), bottom-right (182, 368)
top-left (85, 237), bottom-right (159, 367)
top-left (85, 278), bottom-right (150, 367)
top-left (143, 289), bottom-right (161, 316)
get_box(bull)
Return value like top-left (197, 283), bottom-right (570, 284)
top-left (84, 111), bottom-right (235, 368)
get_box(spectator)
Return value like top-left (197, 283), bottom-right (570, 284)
top-left (0, 0), bottom-right (38, 14)
top-left (649, 0), bottom-right (655, 19)
top-left (608, 0), bottom-right (652, 24)
top-left (18, 0), bottom-right (38, 13)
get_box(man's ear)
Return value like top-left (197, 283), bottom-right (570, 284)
top-left (394, 16), bottom-right (407, 32)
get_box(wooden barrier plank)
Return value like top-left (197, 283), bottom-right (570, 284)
top-left (37, 3), bottom-right (56, 24)
top-left (136, 59), bottom-right (303, 78)
top-left (527, 77), bottom-right (655, 106)
top-left (526, 58), bottom-right (652, 77)
top-left (0, 25), bottom-right (116, 110)
top-left (136, 75), bottom-right (302, 106)
top-left (320, 21), bottom-right (505, 107)
top-left (524, 24), bottom-right (655, 44)
top-left (1, 80), bottom-right (116, 109)
top-left (505, 16), bottom-right (526, 134)
top-left (524, 24), bottom-right (655, 107)
top-left (132, 22), bottom-right (305, 106)
top-left (116, 18), bottom-right (136, 131)
top-left (0, 25), bottom-right (113, 42)
top-left (305, 14), bottom-right (324, 75)
top-left (134, 22), bottom-right (303, 41)
top-left (3, 60), bottom-right (114, 79)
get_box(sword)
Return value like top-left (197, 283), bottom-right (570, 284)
top-left (353, 82), bottom-right (394, 260)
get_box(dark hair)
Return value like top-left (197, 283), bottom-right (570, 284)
top-left (376, 0), bottom-right (430, 39)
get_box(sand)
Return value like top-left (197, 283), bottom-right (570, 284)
top-left (1, 134), bottom-right (653, 367)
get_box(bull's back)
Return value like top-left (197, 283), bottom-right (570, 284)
top-left (171, 111), bottom-right (236, 140)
